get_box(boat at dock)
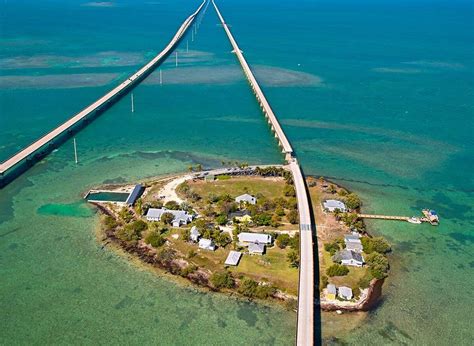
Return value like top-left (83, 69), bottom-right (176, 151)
top-left (422, 209), bottom-right (439, 226)
top-left (407, 217), bottom-right (422, 224)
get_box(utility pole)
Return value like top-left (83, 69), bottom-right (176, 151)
top-left (73, 138), bottom-right (78, 164)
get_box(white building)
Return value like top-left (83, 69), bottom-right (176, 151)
top-left (190, 226), bottom-right (200, 242)
top-left (248, 242), bottom-right (265, 255)
top-left (199, 238), bottom-right (216, 251)
top-left (146, 207), bottom-right (193, 227)
top-left (333, 249), bottom-right (364, 267)
top-left (322, 199), bottom-right (347, 212)
top-left (338, 286), bottom-right (353, 300)
top-left (235, 193), bottom-right (257, 205)
top-left (224, 251), bottom-right (242, 266)
top-left (238, 232), bottom-right (272, 245)
top-left (344, 233), bottom-right (363, 252)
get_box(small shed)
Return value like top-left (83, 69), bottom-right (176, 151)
top-left (199, 238), bottom-right (216, 251)
top-left (326, 284), bottom-right (337, 300)
top-left (224, 251), bottom-right (242, 266)
top-left (338, 286), bottom-right (353, 300)
top-left (238, 232), bottom-right (272, 245)
top-left (190, 226), bottom-right (200, 242)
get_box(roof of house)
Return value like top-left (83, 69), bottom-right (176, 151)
top-left (248, 242), bottom-right (265, 253)
top-left (199, 238), bottom-right (214, 248)
top-left (334, 249), bottom-right (364, 263)
top-left (126, 184), bottom-right (143, 206)
top-left (238, 232), bottom-right (272, 244)
top-left (346, 242), bottom-right (363, 252)
top-left (229, 210), bottom-right (251, 218)
top-left (323, 199), bottom-right (346, 210)
top-left (338, 286), bottom-right (353, 298)
top-left (146, 208), bottom-right (192, 223)
top-left (235, 194), bottom-right (256, 203)
top-left (224, 251), bottom-right (242, 266)
top-left (344, 234), bottom-right (361, 243)
top-left (327, 284), bottom-right (337, 295)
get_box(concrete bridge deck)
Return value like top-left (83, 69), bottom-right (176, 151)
top-left (0, 0), bottom-right (206, 177)
top-left (212, 1), bottom-right (314, 344)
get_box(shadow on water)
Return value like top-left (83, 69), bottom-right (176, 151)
top-left (300, 166), bottom-right (323, 344)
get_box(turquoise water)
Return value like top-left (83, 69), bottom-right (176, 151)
top-left (1, 0), bottom-right (473, 344)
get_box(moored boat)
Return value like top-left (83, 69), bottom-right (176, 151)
top-left (407, 217), bottom-right (422, 224)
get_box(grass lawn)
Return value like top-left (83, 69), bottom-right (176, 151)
top-left (229, 246), bottom-right (299, 295)
top-left (187, 176), bottom-right (287, 200)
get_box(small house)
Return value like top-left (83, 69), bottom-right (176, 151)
top-left (224, 251), bottom-right (242, 266)
top-left (326, 284), bottom-right (337, 300)
top-left (235, 193), bottom-right (257, 205)
top-left (333, 249), bottom-right (364, 267)
top-left (248, 242), bottom-right (265, 255)
top-left (346, 242), bottom-right (363, 252)
top-left (229, 210), bottom-right (252, 223)
top-left (338, 286), bottom-right (353, 300)
top-left (199, 238), bottom-right (216, 251)
top-left (238, 232), bottom-right (273, 245)
top-left (190, 226), bottom-right (200, 242)
top-left (145, 208), bottom-right (194, 227)
top-left (322, 200), bottom-right (347, 212)
top-left (344, 233), bottom-right (361, 243)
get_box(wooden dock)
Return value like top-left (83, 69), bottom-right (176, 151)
top-left (358, 214), bottom-right (410, 221)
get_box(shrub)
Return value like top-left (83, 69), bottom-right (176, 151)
top-left (289, 233), bottom-right (300, 250)
top-left (255, 285), bottom-right (276, 299)
top-left (287, 250), bottom-right (300, 268)
top-left (161, 212), bottom-right (175, 225)
top-left (275, 207), bottom-right (286, 217)
top-left (324, 241), bottom-right (340, 255)
top-left (238, 278), bottom-right (258, 297)
top-left (287, 209), bottom-right (299, 224)
top-left (216, 214), bottom-right (228, 226)
top-left (118, 207), bottom-right (134, 223)
top-left (253, 213), bottom-right (272, 226)
top-left (320, 275), bottom-right (329, 291)
top-left (104, 216), bottom-right (118, 230)
top-left (276, 234), bottom-right (291, 249)
top-left (180, 264), bottom-right (198, 277)
top-left (345, 193), bottom-right (362, 210)
top-left (216, 232), bottom-right (232, 248)
top-left (326, 264), bottom-right (349, 277)
top-left (283, 185), bottom-right (296, 197)
top-left (144, 231), bottom-right (166, 248)
top-left (210, 271), bottom-right (235, 289)
top-left (366, 252), bottom-right (389, 279)
top-left (164, 200), bottom-right (180, 210)
top-left (358, 273), bottom-right (373, 289)
top-left (361, 237), bottom-right (391, 254)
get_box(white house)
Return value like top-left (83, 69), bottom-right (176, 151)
top-left (190, 226), bottom-right (200, 242)
top-left (238, 232), bottom-right (272, 245)
top-left (333, 249), bottom-right (364, 267)
top-left (338, 286), bottom-right (353, 300)
top-left (248, 243), bottom-right (265, 255)
top-left (199, 238), bottom-right (216, 251)
top-left (322, 199), bottom-right (347, 212)
top-left (235, 193), bottom-right (257, 205)
top-left (146, 208), bottom-right (193, 227)
top-left (344, 233), bottom-right (363, 252)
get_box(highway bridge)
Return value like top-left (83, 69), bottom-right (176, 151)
top-left (212, 1), bottom-right (315, 344)
top-left (0, 0), bottom-right (206, 183)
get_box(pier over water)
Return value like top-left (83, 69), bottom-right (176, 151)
top-left (212, 1), bottom-right (315, 344)
top-left (0, 0), bottom-right (206, 186)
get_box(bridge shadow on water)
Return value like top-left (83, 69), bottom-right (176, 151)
top-left (300, 167), bottom-right (323, 345)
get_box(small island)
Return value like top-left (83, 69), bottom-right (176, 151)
top-left (87, 165), bottom-right (391, 311)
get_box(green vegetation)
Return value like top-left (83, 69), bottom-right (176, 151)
top-left (287, 250), bottom-right (300, 268)
top-left (365, 252), bottom-right (390, 279)
top-left (361, 237), bottom-right (391, 254)
top-left (287, 209), bottom-right (298, 224)
top-left (210, 271), bottom-right (235, 289)
top-left (324, 241), bottom-right (340, 255)
top-left (160, 212), bottom-right (175, 225)
top-left (276, 234), bottom-right (290, 249)
top-left (117, 220), bottom-right (148, 242)
top-left (326, 264), bottom-right (349, 277)
top-left (144, 230), bottom-right (166, 248)
top-left (345, 193), bottom-right (362, 210)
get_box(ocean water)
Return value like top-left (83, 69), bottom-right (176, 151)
top-left (1, 0), bottom-right (473, 344)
